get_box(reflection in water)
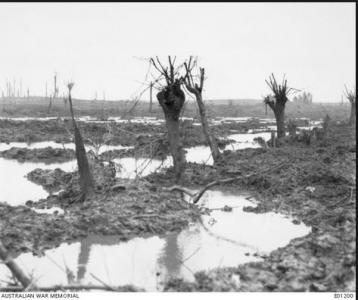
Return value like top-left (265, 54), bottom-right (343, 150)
top-left (0, 191), bottom-right (311, 291)
top-left (77, 239), bottom-right (91, 282)
top-left (157, 233), bottom-right (183, 283)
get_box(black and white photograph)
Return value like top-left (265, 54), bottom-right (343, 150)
top-left (0, 2), bottom-right (356, 299)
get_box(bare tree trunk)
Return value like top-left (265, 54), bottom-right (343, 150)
top-left (68, 89), bottom-right (95, 197)
top-left (0, 241), bottom-right (31, 288)
top-left (157, 84), bottom-right (186, 180)
top-left (271, 131), bottom-right (276, 148)
top-left (349, 101), bottom-right (356, 126)
top-left (73, 123), bottom-right (95, 196)
top-left (195, 93), bottom-right (220, 163)
top-left (274, 105), bottom-right (286, 139)
top-left (166, 115), bottom-right (186, 179)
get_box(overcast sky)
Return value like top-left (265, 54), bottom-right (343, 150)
top-left (0, 3), bottom-right (355, 102)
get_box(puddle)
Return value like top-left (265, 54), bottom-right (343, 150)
top-left (0, 190), bottom-right (310, 291)
top-left (185, 132), bottom-right (272, 166)
top-left (0, 158), bottom-right (77, 206)
top-left (225, 132), bottom-right (271, 151)
top-left (185, 146), bottom-right (213, 165)
top-left (211, 117), bottom-right (251, 125)
top-left (211, 117), bottom-right (277, 125)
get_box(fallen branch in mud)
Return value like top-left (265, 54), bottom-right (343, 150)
top-left (166, 162), bottom-right (287, 204)
top-left (0, 241), bottom-right (33, 289)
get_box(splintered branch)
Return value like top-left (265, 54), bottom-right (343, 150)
top-left (183, 56), bottom-right (199, 90)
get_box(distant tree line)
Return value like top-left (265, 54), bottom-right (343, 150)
top-left (292, 92), bottom-right (313, 104)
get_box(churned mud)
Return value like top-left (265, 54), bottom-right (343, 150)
top-left (159, 123), bottom-right (356, 292)
top-left (0, 117), bottom-right (355, 292)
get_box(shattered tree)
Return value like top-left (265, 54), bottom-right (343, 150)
top-left (264, 74), bottom-right (297, 139)
top-left (67, 82), bottom-right (95, 198)
top-left (344, 86), bottom-right (356, 126)
top-left (151, 57), bottom-right (186, 180)
top-left (183, 57), bottom-right (220, 163)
